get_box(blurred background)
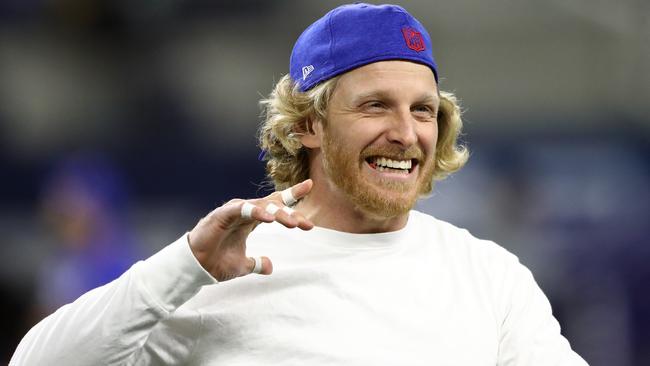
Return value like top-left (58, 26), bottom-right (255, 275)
top-left (0, 0), bottom-right (648, 364)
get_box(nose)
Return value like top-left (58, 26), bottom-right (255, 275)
top-left (386, 109), bottom-right (417, 147)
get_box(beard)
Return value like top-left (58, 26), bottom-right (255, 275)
top-left (321, 129), bottom-right (436, 218)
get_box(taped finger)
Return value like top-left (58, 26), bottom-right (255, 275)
top-left (252, 256), bottom-right (263, 274)
top-left (265, 203), bottom-right (280, 215)
top-left (282, 206), bottom-right (295, 215)
top-left (281, 188), bottom-right (297, 206)
top-left (240, 202), bottom-right (256, 220)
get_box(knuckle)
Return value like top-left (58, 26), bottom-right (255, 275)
top-left (226, 198), bottom-right (243, 206)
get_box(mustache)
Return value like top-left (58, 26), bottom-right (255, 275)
top-left (361, 145), bottom-right (424, 161)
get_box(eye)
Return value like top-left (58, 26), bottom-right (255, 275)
top-left (361, 101), bottom-right (387, 113)
top-left (412, 104), bottom-right (437, 119)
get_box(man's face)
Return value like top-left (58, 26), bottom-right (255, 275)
top-left (315, 60), bottom-right (439, 218)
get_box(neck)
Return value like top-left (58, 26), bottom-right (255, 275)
top-left (296, 180), bottom-right (409, 234)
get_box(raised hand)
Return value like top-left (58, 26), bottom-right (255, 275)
top-left (187, 179), bottom-right (314, 282)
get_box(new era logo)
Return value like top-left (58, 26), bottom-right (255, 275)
top-left (401, 27), bottom-right (425, 52)
top-left (302, 65), bottom-right (315, 80)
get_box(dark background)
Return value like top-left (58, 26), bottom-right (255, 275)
top-left (1, 1), bottom-right (648, 364)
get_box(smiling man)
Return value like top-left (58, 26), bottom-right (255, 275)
top-left (300, 61), bottom-right (440, 230)
top-left (12, 3), bottom-right (588, 365)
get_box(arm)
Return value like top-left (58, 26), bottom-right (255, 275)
top-left (496, 255), bottom-right (589, 366)
top-left (11, 235), bottom-right (215, 365)
top-left (10, 180), bottom-right (314, 365)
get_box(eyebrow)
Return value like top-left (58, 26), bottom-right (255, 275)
top-left (351, 90), bottom-right (440, 106)
top-left (417, 94), bottom-right (440, 105)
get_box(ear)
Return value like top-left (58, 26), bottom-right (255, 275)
top-left (299, 117), bottom-right (323, 149)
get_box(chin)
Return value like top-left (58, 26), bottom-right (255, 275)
top-left (348, 184), bottom-right (418, 218)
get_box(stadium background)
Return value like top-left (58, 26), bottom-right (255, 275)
top-left (0, 0), bottom-right (648, 364)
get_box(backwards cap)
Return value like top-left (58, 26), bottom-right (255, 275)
top-left (290, 3), bottom-right (438, 92)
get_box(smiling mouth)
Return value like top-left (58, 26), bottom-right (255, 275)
top-left (366, 156), bottom-right (418, 174)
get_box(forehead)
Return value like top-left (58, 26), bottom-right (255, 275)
top-left (334, 60), bottom-right (438, 99)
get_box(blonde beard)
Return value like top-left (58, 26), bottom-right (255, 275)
top-left (321, 130), bottom-right (435, 218)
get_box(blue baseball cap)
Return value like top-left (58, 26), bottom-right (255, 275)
top-left (290, 3), bottom-right (438, 92)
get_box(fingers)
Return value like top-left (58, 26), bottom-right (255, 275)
top-left (240, 202), bottom-right (256, 219)
top-left (281, 206), bottom-right (295, 215)
top-left (277, 179), bottom-right (314, 230)
top-left (263, 203), bottom-right (296, 219)
top-left (283, 179), bottom-right (313, 205)
top-left (189, 182), bottom-right (313, 282)
top-left (263, 201), bottom-right (300, 229)
top-left (265, 202), bottom-right (280, 215)
top-left (281, 188), bottom-right (297, 206)
top-left (248, 256), bottom-right (273, 275)
top-left (236, 200), bottom-right (274, 224)
top-left (237, 199), bottom-right (312, 230)
top-left (252, 256), bottom-right (263, 273)
top-left (236, 179), bottom-right (314, 230)
top-left (288, 207), bottom-right (314, 230)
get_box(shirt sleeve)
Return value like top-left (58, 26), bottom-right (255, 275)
top-left (10, 234), bottom-right (217, 366)
top-left (495, 250), bottom-right (589, 366)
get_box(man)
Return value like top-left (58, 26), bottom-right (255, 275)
top-left (11, 3), bottom-right (588, 365)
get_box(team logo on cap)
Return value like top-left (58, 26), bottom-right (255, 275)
top-left (402, 27), bottom-right (425, 52)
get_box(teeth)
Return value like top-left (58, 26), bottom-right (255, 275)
top-left (372, 157), bottom-right (412, 170)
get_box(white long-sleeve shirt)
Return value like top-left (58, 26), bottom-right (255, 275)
top-left (11, 210), bottom-right (588, 365)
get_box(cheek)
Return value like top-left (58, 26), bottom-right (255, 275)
top-left (418, 123), bottom-right (438, 154)
top-left (335, 124), bottom-right (375, 151)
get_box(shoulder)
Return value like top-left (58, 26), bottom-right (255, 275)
top-left (409, 210), bottom-right (521, 270)
top-left (410, 210), bottom-right (543, 313)
top-left (409, 210), bottom-right (508, 251)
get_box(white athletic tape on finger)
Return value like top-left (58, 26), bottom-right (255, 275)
top-left (265, 203), bottom-right (280, 215)
top-left (252, 256), bottom-right (263, 274)
top-left (281, 188), bottom-right (297, 206)
top-left (240, 202), bottom-right (255, 220)
top-left (282, 206), bottom-right (295, 215)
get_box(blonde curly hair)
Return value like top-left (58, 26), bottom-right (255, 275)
top-left (259, 74), bottom-right (469, 191)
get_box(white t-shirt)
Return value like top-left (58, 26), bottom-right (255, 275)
top-left (11, 210), bottom-right (588, 365)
